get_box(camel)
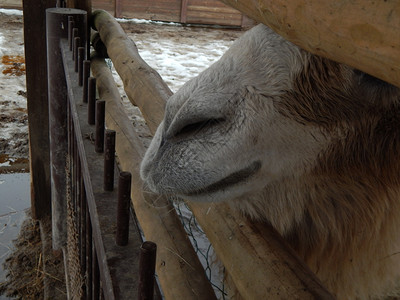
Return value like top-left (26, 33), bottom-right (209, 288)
top-left (140, 24), bottom-right (400, 299)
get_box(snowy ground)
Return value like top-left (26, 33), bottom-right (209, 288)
top-left (0, 9), bottom-right (27, 166)
top-left (0, 8), bottom-right (244, 298)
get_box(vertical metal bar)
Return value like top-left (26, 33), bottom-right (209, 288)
top-left (82, 60), bottom-right (90, 103)
top-left (80, 180), bottom-right (87, 297)
top-left (46, 7), bottom-right (87, 249)
top-left (73, 134), bottom-right (78, 213)
top-left (72, 27), bottom-right (78, 59)
top-left (86, 204), bottom-right (93, 300)
top-left (68, 17), bottom-right (74, 50)
top-left (78, 46), bottom-right (85, 86)
top-left (46, 8), bottom-right (81, 249)
top-left (138, 241), bottom-right (157, 300)
top-left (76, 155), bottom-right (81, 241)
top-left (116, 172), bottom-right (131, 246)
top-left (68, 102), bottom-right (73, 163)
top-left (104, 130), bottom-right (116, 191)
top-left (87, 77), bottom-right (96, 125)
top-left (95, 100), bottom-right (105, 153)
top-left (93, 247), bottom-right (100, 299)
top-left (74, 36), bottom-right (81, 72)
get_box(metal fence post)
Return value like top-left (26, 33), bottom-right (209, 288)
top-left (138, 241), bottom-right (157, 300)
top-left (46, 7), bottom-right (87, 249)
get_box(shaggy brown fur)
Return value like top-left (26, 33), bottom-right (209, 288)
top-left (279, 56), bottom-right (400, 298)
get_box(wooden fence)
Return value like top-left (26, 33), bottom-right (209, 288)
top-left (219, 0), bottom-right (400, 88)
top-left (1, 0), bottom-right (255, 27)
top-left (92, 0), bottom-right (254, 27)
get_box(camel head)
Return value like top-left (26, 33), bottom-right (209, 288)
top-left (140, 24), bottom-right (400, 220)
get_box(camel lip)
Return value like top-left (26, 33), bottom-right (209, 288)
top-left (184, 160), bottom-right (262, 197)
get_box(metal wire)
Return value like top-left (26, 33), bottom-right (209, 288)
top-left (174, 201), bottom-right (227, 299)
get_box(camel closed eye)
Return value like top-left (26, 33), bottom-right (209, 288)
top-left (173, 118), bottom-right (226, 139)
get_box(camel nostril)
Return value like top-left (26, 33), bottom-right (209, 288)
top-left (174, 118), bottom-right (226, 139)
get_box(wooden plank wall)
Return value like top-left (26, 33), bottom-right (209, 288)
top-left (119, 0), bottom-right (182, 22)
top-left (184, 0), bottom-right (242, 26)
top-left (0, 0), bottom-right (22, 9)
top-left (1, 0), bottom-right (249, 27)
top-left (92, 0), bottom-right (115, 15)
top-left (92, 0), bottom-right (248, 26)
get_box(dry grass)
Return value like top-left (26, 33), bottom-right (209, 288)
top-left (0, 211), bottom-right (66, 299)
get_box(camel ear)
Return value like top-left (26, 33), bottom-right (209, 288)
top-left (354, 69), bottom-right (400, 106)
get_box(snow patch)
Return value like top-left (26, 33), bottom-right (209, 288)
top-left (116, 17), bottom-right (180, 27)
top-left (0, 9), bottom-right (23, 16)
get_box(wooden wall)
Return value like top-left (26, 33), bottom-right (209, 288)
top-left (92, 0), bottom-right (115, 15)
top-left (92, 0), bottom-right (252, 27)
top-left (120, 0), bottom-right (182, 23)
top-left (182, 0), bottom-right (242, 26)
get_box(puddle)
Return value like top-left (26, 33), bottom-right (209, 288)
top-left (0, 172), bottom-right (30, 292)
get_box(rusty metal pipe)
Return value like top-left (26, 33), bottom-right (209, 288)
top-left (78, 46), bottom-right (85, 85)
top-left (68, 18), bottom-right (74, 50)
top-left (95, 100), bottom-right (105, 153)
top-left (72, 27), bottom-right (78, 60)
top-left (74, 36), bottom-right (80, 72)
top-left (82, 60), bottom-right (90, 103)
top-left (104, 130), bottom-right (116, 191)
top-left (87, 77), bottom-right (96, 125)
top-left (116, 171), bottom-right (131, 246)
top-left (138, 241), bottom-right (157, 300)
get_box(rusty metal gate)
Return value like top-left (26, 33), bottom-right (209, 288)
top-left (46, 8), bottom-right (158, 299)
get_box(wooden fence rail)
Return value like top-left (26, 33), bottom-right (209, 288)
top-left (220, 0), bottom-right (400, 88)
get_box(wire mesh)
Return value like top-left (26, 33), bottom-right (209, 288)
top-left (174, 200), bottom-right (227, 299)
top-left (66, 156), bottom-right (84, 299)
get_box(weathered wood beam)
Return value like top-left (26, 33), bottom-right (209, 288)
top-left (23, 0), bottom-right (56, 220)
top-left (188, 202), bottom-right (334, 299)
top-left (220, 0), bottom-right (400, 88)
top-left (90, 54), bottom-right (217, 300)
top-left (91, 10), bottom-right (334, 299)
top-left (91, 9), bottom-right (172, 134)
